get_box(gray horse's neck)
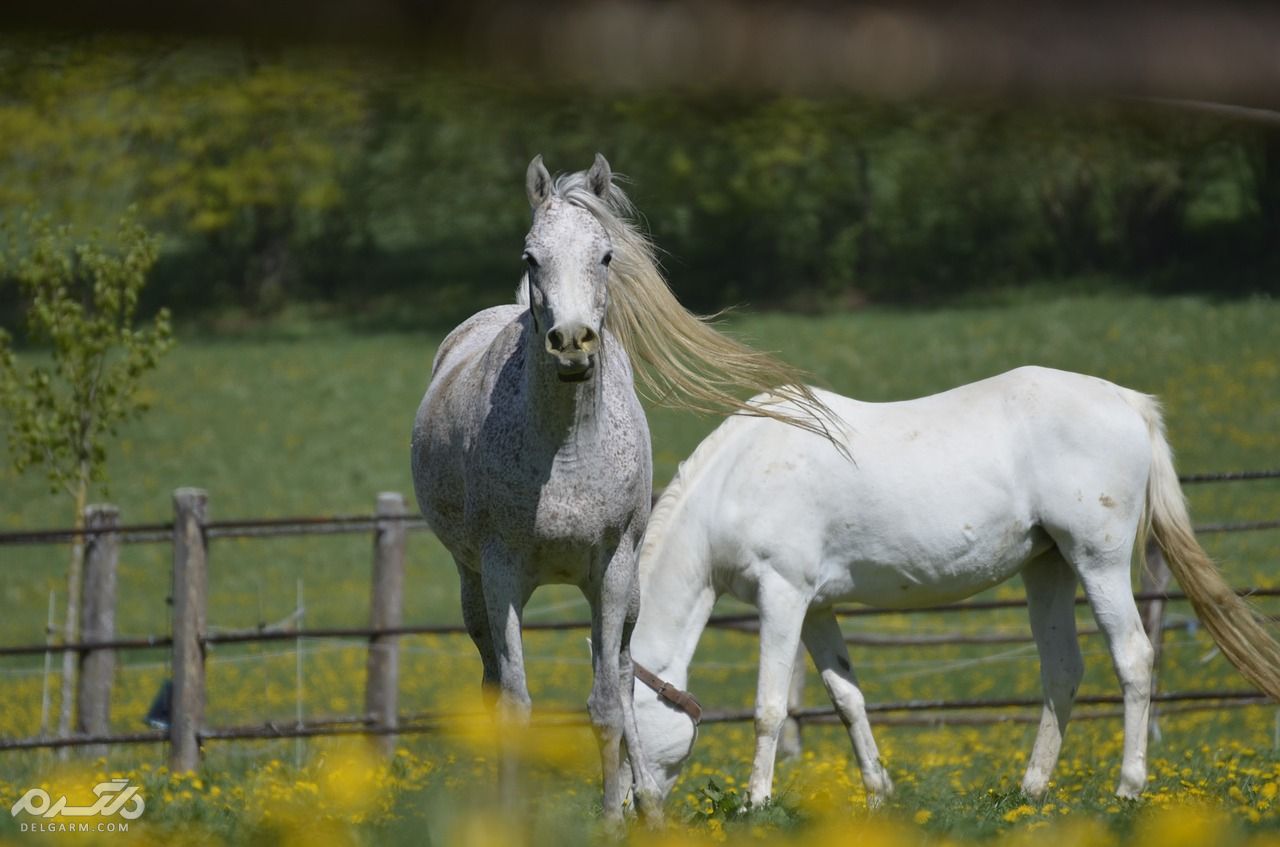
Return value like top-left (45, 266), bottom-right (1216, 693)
top-left (521, 329), bottom-right (605, 449)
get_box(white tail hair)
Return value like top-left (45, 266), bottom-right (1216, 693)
top-left (1125, 390), bottom-right (1280, 700)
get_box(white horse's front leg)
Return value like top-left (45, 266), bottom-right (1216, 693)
top-left (747, 579), bottom-right (809, 807)
top-left (481, 544), bottom-right (534, 812)
top-left (777, 642), bottom-right (808, 760)
top-left (801, 610), bottom-right (893, 807)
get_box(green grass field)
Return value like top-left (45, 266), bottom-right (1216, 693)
top-left (0, 293), bottom-right (1277, 845)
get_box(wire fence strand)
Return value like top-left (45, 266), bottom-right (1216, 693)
top-left (0, 689), bottom-right (1268, 752)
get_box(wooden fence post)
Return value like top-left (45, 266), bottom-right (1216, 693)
top-left (170, 488), bottom-right (208, 772)
top-left (77, 504), bottom-right (119, 758)
top-left (1141, 537), bottom-right (1172, 739)
top-left (365, 492), bottom-right (406, 758)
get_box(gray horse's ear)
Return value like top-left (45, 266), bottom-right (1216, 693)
top-left (527, 154), bottom-right (552, 208)
top-left (586, 153), bottom-right (612, 198)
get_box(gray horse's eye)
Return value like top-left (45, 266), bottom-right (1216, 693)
top-left (523, 251), bottom-right (539, 269)
top-left (602, 251), bottom-right (613, 268)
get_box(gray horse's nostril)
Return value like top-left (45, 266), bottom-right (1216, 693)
top-left (548, 325), bottom-right (598, 355)
top-left (575, 326), bottom-right (599, 353)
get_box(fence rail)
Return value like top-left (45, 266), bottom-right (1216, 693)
top-left (0, 470), bottom-right (1276, 761)
top-left (2, 468), bottom-right (1277, 547)
top-left (2, 587), bottom-right (1276, 660)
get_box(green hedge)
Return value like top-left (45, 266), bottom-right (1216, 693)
top-left (1, 40), bottom-right (1276, 327)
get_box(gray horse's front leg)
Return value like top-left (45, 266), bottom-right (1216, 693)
top-left (619, 602), bottom-right (664, 825)
top-left (588, 543), bottom-right (663, 827)
top-left (481, 543), bottom-right (534, 813)
top-left (456, 559), bottom-right (500, 704)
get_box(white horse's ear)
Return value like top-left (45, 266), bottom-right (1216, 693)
top-left (586, 153), bottom-right (612, 198)
top-left (527, 154), bottom-right (552, 208)
top-left (584, 636), bottom-right (594, 661)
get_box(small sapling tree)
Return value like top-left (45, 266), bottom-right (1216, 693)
top-left (0, 212), bottom-right (173, 745)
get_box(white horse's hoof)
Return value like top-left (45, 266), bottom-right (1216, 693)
top-left (865, 769), bottom-right (894, 809)
top-left (1021, 776), bottom-right (1049, 800)
top-left (1115, 764), bottom-right (1145, 799)
top-left (1115, 783), bottom-right (1143, 800)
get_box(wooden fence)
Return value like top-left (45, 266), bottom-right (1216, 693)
top-left (0, 470), bottom-right (1277, 767)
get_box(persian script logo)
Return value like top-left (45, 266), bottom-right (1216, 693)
top-left (11, 778), bottom-right (144, 830)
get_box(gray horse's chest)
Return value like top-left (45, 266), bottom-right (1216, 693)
top-left (413, 312), bottom-right (651, 578)
top-left (471, 422), bottom-right (646, 544)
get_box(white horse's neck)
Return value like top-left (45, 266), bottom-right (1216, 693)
top-left (631, 490), bottom-right (718, 690)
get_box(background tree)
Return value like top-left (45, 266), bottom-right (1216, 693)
top-left (0, 212), bottom-right (173, 745)
top-left (135, 46), bottom-right (369, 312)
top-left (0, 37), bottom-right (1275, 328)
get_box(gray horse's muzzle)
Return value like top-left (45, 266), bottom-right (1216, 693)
top-left (556, 359), bottom-right (595, 382)
top-left (546, 323), bottom-right (600, 382)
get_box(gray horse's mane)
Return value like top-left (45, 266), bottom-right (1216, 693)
top-left (516, 164), bottom-right (840, 443)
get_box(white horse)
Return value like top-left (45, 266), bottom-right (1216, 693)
top-left (411, 155), bottom-right (828, 822)
top-left (625, 367), bottom-right (1280, 809)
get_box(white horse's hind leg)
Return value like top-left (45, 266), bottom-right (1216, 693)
top-left (747, 578), bottom-right (809, 806)
top-left (801, 610), bottom-right (893, 807)
top-left (1020, 549), bottom-right (1084, 798)
top-left (1066, 544), bottom-right (1154, 799)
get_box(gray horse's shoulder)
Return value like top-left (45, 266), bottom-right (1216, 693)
top-left (431, 304), bottom-right (527, 375)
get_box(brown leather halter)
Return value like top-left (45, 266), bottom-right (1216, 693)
top-left (633, 662), bottom-right (703, 725)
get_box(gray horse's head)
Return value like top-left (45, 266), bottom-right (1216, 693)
top-left (522, 153), bottom-right (615, 382)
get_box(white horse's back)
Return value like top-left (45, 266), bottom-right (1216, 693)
top-left (680, 366), bottom-right (1148, 608)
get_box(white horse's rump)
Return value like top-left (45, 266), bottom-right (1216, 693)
top-left (629, 366), bottom-right (1280, 807)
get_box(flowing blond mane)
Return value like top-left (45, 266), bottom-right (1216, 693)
top-left (525, 167), bottom-right (838, 441)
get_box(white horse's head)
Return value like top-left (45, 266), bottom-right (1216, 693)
top-left (623, 678), bottom-right (699, 806)
top-left (522, 153), bottom-right (614, 382)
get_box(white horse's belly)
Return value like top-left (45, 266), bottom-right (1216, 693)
top-left (817, 521), bottom-right (1054, 608)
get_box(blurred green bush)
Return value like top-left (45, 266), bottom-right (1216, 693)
top-left (0, 38), bottom-right (1276, 329)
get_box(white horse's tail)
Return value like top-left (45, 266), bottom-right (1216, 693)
top-left (1125, 390), bottom-right (1280, 700)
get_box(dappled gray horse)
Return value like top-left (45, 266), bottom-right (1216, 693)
top-left (411, 154), bottom-right (828, 823)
